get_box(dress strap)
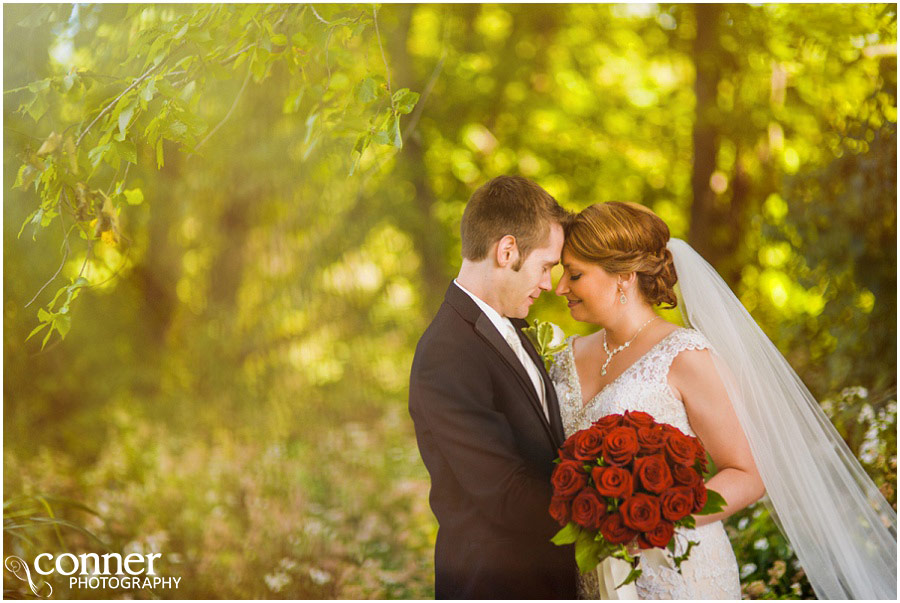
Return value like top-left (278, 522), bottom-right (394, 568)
top-left (645, 328), bottom-right (714, 385)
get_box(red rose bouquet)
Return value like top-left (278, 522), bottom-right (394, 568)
top-left (549, 411), bottom-right (726, 586)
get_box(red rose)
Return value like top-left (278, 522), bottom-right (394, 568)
top-left (551, 460), bottom-right (589, 499)
top-left (559, 433), bottom-right (578, 460)
top-left (620, 493), bottom-right (661, 532)
top-left (549, 496), bottom-right (571, 526)
top-left (571, 487), bottom-right (608, 530)
top-left (661, 424), bottom-right (682, 436)
top-left (695, 452), bottom-right (709, 473)
top-left (636, 425), bottom-right (666, 454)
top-left (692, 483), bottom-right (708, 513)
top-left (594, 414), bottom-right (623, 431)
top-left (665, 431), bottom-right (697, 466)
top-left (592, 466), bottom-right (634, 499)
top-left (599, 512), bottom-right (638, 544)
top-left (672, 464), bottom-right (701, 487)
top-left (689, 436), bottom-right (709, 472)
top-left (660, 487), bottom-right (695, 521)
top-left (573, 426), bottom-right (605, 461)
top-left (601, 426), bottom-right (640, 467)
top-left (639, 520), bottom-right (675, 549)
top-left (623, 410), bottom-right (655, 430)
top-left (633, 454), bottom-right (674, 494)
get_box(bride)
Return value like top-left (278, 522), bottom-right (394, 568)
top-left (548, 201), bottom-right (897, 599)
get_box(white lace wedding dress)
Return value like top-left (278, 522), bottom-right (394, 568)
top-left (549, 327), bottom-right (742, 600)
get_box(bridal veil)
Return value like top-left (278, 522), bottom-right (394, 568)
top-left (667, 238), bottom-right (897, 600)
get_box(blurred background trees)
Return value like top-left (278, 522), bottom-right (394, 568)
top-left (4, 3), bottom-right (895, 599)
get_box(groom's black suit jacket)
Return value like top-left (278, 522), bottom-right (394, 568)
top-left (409, 283), bottom-right (577, 599)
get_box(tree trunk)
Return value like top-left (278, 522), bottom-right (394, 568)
top-left (387, 5), bottom-right (451, 315)
top-left (689, 3), bottom-right (722, 268)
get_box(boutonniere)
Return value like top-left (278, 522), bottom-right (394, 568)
top-left (522, 320), bottom-right (568, 371)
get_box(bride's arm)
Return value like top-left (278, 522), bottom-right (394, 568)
top-left (669, 348), bottom-right (765, 527)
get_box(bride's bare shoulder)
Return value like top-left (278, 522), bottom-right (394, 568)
top-left (571, 329), bottom-right (602, 356)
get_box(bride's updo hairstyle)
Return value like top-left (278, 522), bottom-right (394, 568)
top-left (565, 202), bottom-right (679, 308)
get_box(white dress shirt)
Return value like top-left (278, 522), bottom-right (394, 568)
top-left (453, 280), bottom-right (549, 422)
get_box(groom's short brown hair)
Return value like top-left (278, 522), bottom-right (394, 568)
top-left (461, 176), bottom-right (570, 270)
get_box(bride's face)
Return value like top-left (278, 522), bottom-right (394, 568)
top-left (555, 249), bottom-right (620, 324)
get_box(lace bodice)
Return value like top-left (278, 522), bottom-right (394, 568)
top-left (550, 327), bottom-right (713, 437)
top-left (549, 327), bottom-right (741, 600)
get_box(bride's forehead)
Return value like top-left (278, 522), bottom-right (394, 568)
top-left (560, 250), bottom-right (590, 268)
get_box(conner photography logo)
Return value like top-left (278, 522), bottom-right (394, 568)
top-left (4, 551), bottom-right (181, 598)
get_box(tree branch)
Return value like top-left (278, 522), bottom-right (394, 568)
top-left (403, 49), bottom-right (446, 141)
top-left (75, 60), bottom-right (164, 148)
top-left (190, 63), bottom-right (252, 154)
top-left (310, 5), bottom-right (331, 25)
top-left (373, 6), bottom-right (392, 95)
top-left (24, 197), bottom-right (73, 309)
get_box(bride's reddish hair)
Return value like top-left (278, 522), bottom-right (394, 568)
top-left (565, 202), bottom-right (678, 308)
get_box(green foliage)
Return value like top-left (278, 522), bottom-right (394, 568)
top-left (7, 3), bottom-right (419, 346)
top-left (4, 3), bottom-right (895, 599)
top-left (697, 488), bottom-right (727, 516)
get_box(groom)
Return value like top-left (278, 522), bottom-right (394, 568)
top-left (409, 176), bottom-right (576, 599)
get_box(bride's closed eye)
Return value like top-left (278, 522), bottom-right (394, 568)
top-left (569, 274), bottom-right (582, 281)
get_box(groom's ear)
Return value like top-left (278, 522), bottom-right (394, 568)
top-left (495, 235), bottom-right (519, 268)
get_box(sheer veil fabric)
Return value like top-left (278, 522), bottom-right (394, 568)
top-left (667, 238), bottom-right (897, 599)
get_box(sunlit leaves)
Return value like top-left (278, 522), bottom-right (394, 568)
top-left (8, 3), bottom-right (420, 347)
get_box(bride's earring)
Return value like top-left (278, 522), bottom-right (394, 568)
top-left (618, 286), bottom-right (627, 305)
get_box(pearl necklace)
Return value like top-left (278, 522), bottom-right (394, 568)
top-left (600, 316), bottom-right (659, 376)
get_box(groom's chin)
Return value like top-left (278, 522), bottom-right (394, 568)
top-left (506, 308), bottom-right (527, 320)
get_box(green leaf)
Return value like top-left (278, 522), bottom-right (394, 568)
top-left (697, 488), bottom-right (727, 515)
top-left (124, 188), bottom-right (144, 205)
top-left (392, 88), bottom-right (420, 115)
top-left (88, 143), bottom-right (113, 168)
top-left (551, 521), bottom-right (581, 545)
top-left (115, 140), bottom-right (137, 164)
top-left (616, 566), bottom-right (643, 589)
top-left (14, 165), bottom-right (39, 191)
top-left (25, 91), bottom-right (49, 122)
top-left (140, 77), bottom-right (157, 106)
top-left (25, 321), bottom-right (49, 342)
top-left (17, 208), bottom-right (39, 239)
top-left (538, 322), bottom-right (553, 348)
top-left (271, 33), bottom-right (287, 45)
top-left (356, 77), bottom-right (379, 103)
top-left (250, 53), bottom-right (267, 81)
top-left (390, 114), bottom-right (402, 148)
top-left (574, 528), bottom-right (604, 574)
top-left (55, 314), bottom-right (71, 338)
top-left (117, 101), bottom-right (136, 140)
top-left (155, 78), bottom-right (179, 98)
top-left (283, 88), bottom-right (305, 114)
top-left (672, 539), bottom-right (700, 571)
top-left (41, 326), bottom-right (54, 349)
top-left (174, 22), bottom-right (189, 40)
top-left (37, 308), bottom-right (52, 323)
top-left (156, 139), bottom-right (164, 168)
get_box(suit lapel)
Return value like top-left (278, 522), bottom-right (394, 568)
top-left (512, 320), bottom-right (566, 448)
top-left (474, 314), bottom-right (556, 446)
top-left (444, 282), bottom-right (558, 449)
